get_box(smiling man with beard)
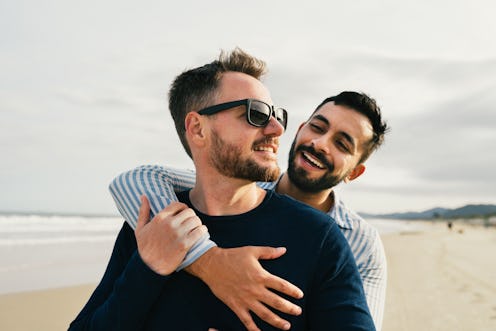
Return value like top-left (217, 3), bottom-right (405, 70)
top-left (108, 91), bottom-right (388, 331)
top-left (273, 93), bottom-right (388, 330)
top-left (70, 50), bottom-right (375, 331)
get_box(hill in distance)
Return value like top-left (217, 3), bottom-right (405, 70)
top-left (361, 204), bottom-right (496, 220)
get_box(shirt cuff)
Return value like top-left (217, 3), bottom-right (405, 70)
top-left (176, 233), bottom-right (217, 270)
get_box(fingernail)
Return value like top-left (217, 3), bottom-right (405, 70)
top-left (283, 322), bottom-right (290, 330)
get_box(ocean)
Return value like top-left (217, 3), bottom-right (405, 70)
top-left (0, 214), bottom-right (426, 295)
top-left (0, 214), bottom-right (122, 295)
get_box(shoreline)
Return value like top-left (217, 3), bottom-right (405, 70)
top-left (0, 217), bottom-right (418, 296)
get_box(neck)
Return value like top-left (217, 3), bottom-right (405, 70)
top-left (190, 170), bottom-right (266, 216)
top-left (276, 173), bottom-right (335, 213)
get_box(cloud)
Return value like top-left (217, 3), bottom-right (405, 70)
top-left (2, 1), bottom-right (496, 214)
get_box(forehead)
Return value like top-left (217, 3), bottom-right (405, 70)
top-left (311, 102), bottom-right (374, 143)
top-left (216, 71), bottom-right (273, 104)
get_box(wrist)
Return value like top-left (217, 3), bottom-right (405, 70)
top-left (185, 246), bottom-right (221, 280)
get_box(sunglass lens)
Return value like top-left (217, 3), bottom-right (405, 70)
top-left (274, 108), bottom-right (287, 129)
top-left (249, 101), bottom-right (271, 126)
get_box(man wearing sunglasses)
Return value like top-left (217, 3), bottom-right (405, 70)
top-left (106, 89), bottom-right (388, 331)
top-left (70, 48), bottom-right (374, 330)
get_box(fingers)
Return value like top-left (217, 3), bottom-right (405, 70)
top-left (265, 273), bottom-right (304, 300)
top-left (251, 246), bottom-right (304, 300)
top-left (249, 300), bottom-right (292, 331)
top-left (136, 195), bottom-right (151, 232)
top-left (166, 207), bottom-right (200, 229)
top-left (153, 204), bottom-right (206, 250)
top-left (231, 300), bottom-right (292, 331)
top-left (232, 288), bottom-right (298, 331)
top-left (172, 222), bottom-right (208, 252)
top-left (189, 246), bottom-right (304, 331)
top-left (188, 224), bottom-right (208, 244)
top-left (156, 201), bottom-right (189, 218)
top-left (255, 246), bottom-right (287, 260)
top-left (230, 306), bottom-right (261, 331)
top-left (260, 288), bottom-right (302, 316)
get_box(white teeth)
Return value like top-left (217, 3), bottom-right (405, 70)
top-left (302, 152), bottom-right (325, 169)
top-left (255, 146), bottom-right (274, 153)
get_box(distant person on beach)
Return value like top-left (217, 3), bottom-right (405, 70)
top-left (70, 48), bottom-right (375, 330)
top-left (109, 93), bottom-right (388, 328)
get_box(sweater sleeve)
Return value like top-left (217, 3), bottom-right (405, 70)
top-left (69, 222), bottom-right (171, 331)
top-left (108, 165), bottom-right (216, 270)
top-left (307, 222), bottom-right (376, 331)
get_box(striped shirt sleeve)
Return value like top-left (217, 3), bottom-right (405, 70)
top-left (108, 165), bottom-right (216, 270)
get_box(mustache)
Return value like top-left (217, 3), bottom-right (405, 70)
top-left (253, 137), bottom-right (279, 147)
top-left (296, 144), bottom-right (334, 171)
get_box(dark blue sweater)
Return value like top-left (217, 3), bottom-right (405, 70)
top-left (70, 190), bottom-right (375, 330)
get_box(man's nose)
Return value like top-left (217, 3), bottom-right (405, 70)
top-left (311, 135), bottom-right (330, 154)
top-left (263, 116), bottom-right (285, 137)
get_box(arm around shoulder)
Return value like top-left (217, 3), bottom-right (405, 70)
top-left (108, 165), bottom-right (216, 271)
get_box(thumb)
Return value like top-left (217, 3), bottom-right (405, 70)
top-left (136, 195), bottom-right (151, 232)
top-left (256, 246), bottom-right (287, 260)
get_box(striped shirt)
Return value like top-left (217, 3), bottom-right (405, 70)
top-left (109, 164), bottom-right (386, 330)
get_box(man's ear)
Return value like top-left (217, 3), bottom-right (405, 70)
top-left (344, 164), bottom-right (366, 183)
top-left (185, 112), bottom-right (207, 147)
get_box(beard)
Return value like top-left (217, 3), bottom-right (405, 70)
top-left (209, 129), bottom-right (280, 182)
top-left (287, 138), bottom-right (347, 193)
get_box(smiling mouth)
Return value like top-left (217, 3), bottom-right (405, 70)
top-left (302, 151), bottom-right (326, 169)
top-left (254, 140), bottom-right (280, 154)
top-left (254, 146), bottom-right (275, 153)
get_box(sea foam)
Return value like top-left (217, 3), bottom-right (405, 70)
top-left (0, 214), bottom-right (122, 246)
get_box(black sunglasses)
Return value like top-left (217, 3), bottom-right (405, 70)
top-left (197, 99), bottom-right (288, 130)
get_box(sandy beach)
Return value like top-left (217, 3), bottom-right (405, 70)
top-left (1, 221), bottom-right (495, 330)
top-left (382, 222), bottom-right (496, 331)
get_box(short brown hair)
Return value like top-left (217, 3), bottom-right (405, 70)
top-left (168, 48), bottom-right (267, 157)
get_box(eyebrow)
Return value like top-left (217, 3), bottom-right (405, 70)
top-left (312, 114), bottom-right (329, 126)
top-left (312, 114), bottom-right (356, 150)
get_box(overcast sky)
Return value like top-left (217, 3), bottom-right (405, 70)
top-left (1, 0), bottom-right (495, 215)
